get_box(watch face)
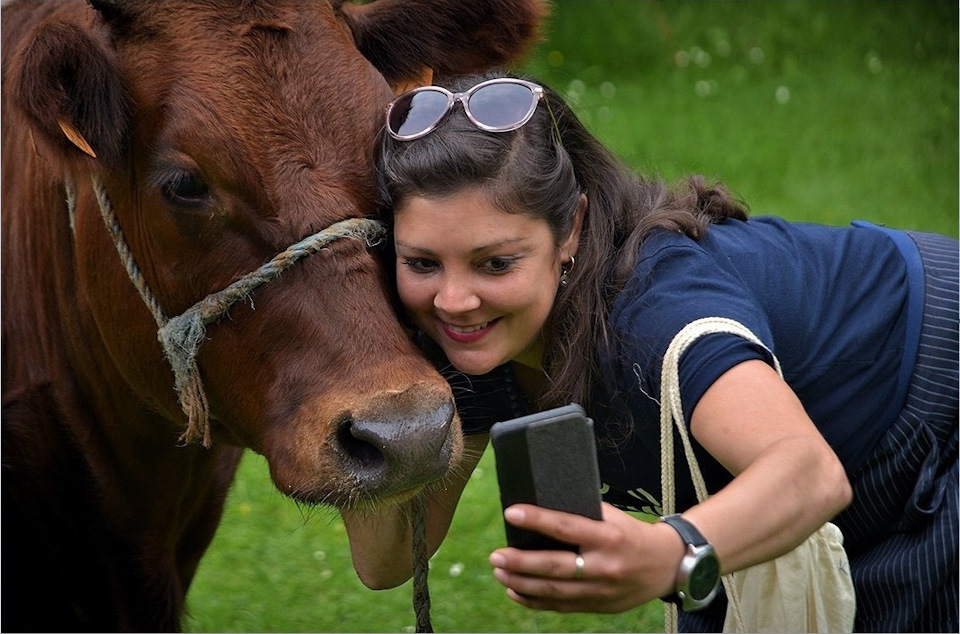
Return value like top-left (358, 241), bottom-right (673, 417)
top-left (689, 553), bottom-right (720, 600)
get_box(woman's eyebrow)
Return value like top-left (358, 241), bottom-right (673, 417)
top-left (395, 236), bottom-right (528, 255)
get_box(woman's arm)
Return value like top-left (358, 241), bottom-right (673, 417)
top-left (487, 359), bottom-right (852, 612)
top-left (341, 433), bottom-right (489, 589)
top-left (682, 358), bottom-right (852, 570)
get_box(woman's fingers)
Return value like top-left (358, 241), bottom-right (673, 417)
top-left (491, 547), bottom-right (589, 581)
top-left (493, 561), bottom-right (584, 597)
top-left (488, 503), bottom-right (674, 614)
top-left (502, 503), bottom-right (603, 546)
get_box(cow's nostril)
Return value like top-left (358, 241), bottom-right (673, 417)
top-left (335, 396), bottom-right (455, 497)
top-left (336, 418), bottom-right (386, 474)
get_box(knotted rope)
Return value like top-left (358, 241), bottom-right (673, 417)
top-left (411, 494), bottom-right (433, 632)
top-left (82, 175), bottom-right (386, 446)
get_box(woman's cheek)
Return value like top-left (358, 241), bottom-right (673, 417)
top-left (396, 273), bottom-right (429, 312)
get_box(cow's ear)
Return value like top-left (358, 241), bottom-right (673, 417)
top-left (9, 14), bottom-right (129, 169)
top-left (339, 0), bottom-right (548, 87)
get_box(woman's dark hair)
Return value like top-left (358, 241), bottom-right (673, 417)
top-left (376, 70), bottom-right (748, 417)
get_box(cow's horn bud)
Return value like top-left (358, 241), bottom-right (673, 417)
top-left (58, 120), bottom-right (97, 159)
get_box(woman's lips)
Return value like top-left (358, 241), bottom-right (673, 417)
top-left (440, 317), bottom-right (500, 343)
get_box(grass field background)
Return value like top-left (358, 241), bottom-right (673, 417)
top-left (184, 2), bottom-right (958, 632)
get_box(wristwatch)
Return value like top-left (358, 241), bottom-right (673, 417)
top-left (659, 514), bottom-right (721, 612)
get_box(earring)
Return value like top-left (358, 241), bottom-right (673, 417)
top-left (559, 255), bottom-right (575, 287)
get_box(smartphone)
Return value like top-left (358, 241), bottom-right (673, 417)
top-left (489, 403), bottom-right (603, 551)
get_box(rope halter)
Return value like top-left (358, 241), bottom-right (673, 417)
top-left (76, 174), bottom-right (386, 447)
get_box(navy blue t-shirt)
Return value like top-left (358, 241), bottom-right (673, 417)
top-left (600, 216), bottom-right (917, 513)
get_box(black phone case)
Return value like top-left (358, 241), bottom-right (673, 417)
top-left (490, 403), bottom-right (603, 551)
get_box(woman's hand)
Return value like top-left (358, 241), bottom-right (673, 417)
top-left (488, 360), bottom-right (853, 615)
top-left (488, 502), bottom-right (683, 613)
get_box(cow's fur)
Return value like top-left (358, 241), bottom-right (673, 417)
top-left (1, 1), bottom-right (545, 630)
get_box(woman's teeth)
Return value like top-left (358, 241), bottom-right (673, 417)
top-left (449, 321), bottom-right (489, 333)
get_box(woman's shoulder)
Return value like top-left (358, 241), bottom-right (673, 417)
top-left (634, 215), bottom-right (898, 274)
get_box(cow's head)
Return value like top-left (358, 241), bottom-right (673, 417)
top-left (7, 0), bottom-right (545, 508)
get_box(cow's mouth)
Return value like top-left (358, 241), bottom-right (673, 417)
top-left (344, 484), bottom-right (425, 512)
top-left (285, 479), bottom-right (427, 512)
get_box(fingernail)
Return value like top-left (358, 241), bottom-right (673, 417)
top-left (489, 552), bottom-right (506, 567)
top-left (504, 506), bottom-right (525, 522)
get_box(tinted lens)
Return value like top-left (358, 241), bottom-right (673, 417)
top-left (467, 82), bottom-right (537, 130)
top-left (388, 89), bottom-right (450, 138)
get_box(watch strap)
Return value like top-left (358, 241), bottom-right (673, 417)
top-left (659, 514), bottom-right (715, 608)
top-left (660, 514), bottom-right (709, 547)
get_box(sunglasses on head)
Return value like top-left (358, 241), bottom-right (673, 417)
top-left (386, 77), bottom-right (546, 141)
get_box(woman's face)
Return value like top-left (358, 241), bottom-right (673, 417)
top-left (393, 188), bottom-right (577, 376)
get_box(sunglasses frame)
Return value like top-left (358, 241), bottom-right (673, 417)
top-left (386, 77), bottom-right (546, 141)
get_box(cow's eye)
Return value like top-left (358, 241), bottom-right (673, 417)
top-left (160, 170), bottom-right (211, 207)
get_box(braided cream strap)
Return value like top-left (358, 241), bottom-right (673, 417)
top-left (659, 317), bottom-right (781, 633)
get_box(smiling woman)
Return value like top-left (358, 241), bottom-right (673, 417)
top-left (368, 56), bottom-right (956, 632)
top-left (184, 3), bottom-right (957, 632)
top-left (393, 187), bottom-right (582, 376)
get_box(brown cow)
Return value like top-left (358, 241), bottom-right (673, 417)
top-left (1, 1), bottom-right (545, 631)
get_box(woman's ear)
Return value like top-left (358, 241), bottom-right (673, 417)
top-left (562, 194), bottom-right (588, 259)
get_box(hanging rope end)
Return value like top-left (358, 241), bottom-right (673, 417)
top-left (411, 493), bottom-right (433, 633)
top-left (176, 376), bottom-right (213, 448)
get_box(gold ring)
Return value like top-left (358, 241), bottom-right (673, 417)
top-left (574, 554), bottom-right (585, 580)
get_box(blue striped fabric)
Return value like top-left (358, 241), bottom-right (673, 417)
top-left (831, 230), bottom-right (957, 632)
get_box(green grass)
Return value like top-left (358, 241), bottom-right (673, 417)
top-left (185, 2), bottom-right (957, 632)
top-left (524, 0), bottom-right (957, 235)
top-left (184, 452), bottom-right (661, 633)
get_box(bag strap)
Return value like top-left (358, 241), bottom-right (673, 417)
top-left (659, 317), bottom-right (782, 633)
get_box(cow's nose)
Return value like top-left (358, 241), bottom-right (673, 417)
top-left (336, 393), bottom-right (456, 497)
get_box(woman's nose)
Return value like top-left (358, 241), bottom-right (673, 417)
top-left (434, 275), bottom-right (482, 313)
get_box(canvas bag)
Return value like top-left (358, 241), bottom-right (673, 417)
top-left (658, 317), bottom-right (856, 633)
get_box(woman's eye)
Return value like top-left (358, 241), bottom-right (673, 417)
top-left (160, 170), bottom-right (211, 207)
top-left (401, 257), bottom-right (437, 273)
top-left (482, 257), bottom-right (515, 274)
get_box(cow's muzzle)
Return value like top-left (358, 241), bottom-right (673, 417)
top-left (336, 384), bottom-right (458, 501)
